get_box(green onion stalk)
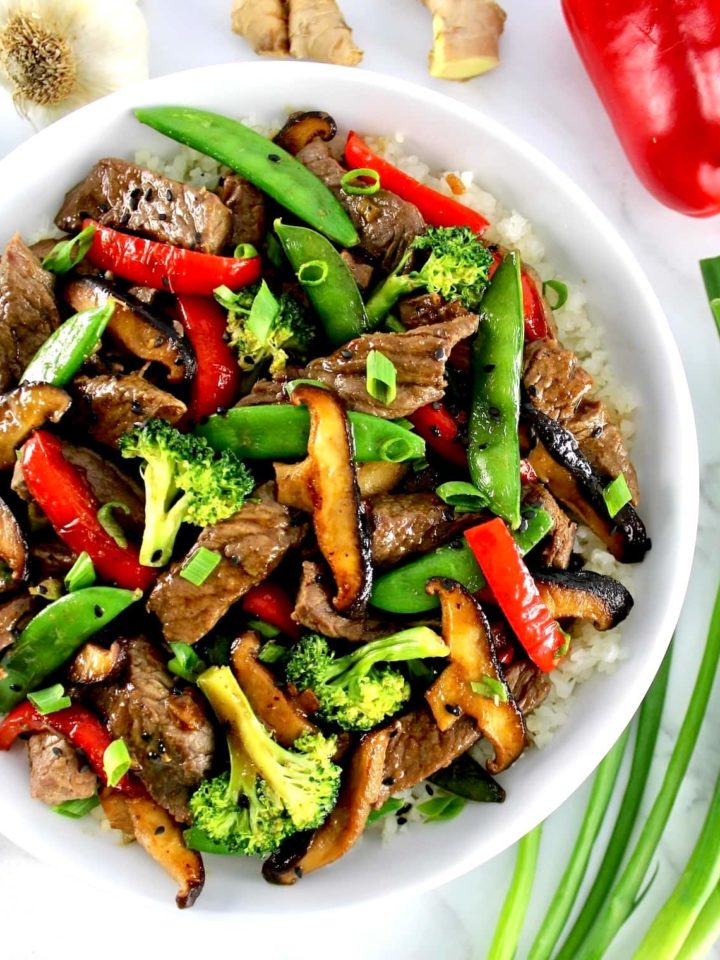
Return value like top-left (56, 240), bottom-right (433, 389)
top-left (486, 825), bottom-right (542, 960)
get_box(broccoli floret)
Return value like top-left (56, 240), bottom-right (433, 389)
top-left (196, 666), bottom-right (341, 838)
top-left (215, 280), bottom-right (314, 375)
top-left (119, 419), bottom-right (253, 567)
top-left (285, 627), bottom-right (449, 732)
top-left (365, 226), bottom-right (494, 326)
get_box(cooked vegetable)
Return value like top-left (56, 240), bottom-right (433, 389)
top-left (487, 826), bottom-right (543, 960)
top-left (215, 278), bottom-right (314, 374)
top-left (103, 737), bottom-right (132, 787)
top-left (179, 547), bottom-right (221, 586)
top-left (20, 302), bottom-right (113, 386)
top-left (21, 431), bottom-right (154, 591)
top-left (425, 578), bottom-right (525, 773)
top-left (83, 219), bottom-right (261, 295)
top-left (0, 384), bottom-right (71, 470)
top-left (365, 350), bottom-right (397, 405)
top-left (231, 0), bottom-right (289, 56)
top-left (370, 506), bottom-right (552, 614)
top-left (64, 276), bottom-right (194, 384)
top-left (364, 225), bottom-right (494, 326)
top-left (602, 473), bottom-right (632, 518)
top-left (429, 751), bottom-right (506, 803)
top-left (196, 404), bottom-right (426, 463)
top-left (562, 0), bottom-right (720, 217)
top-left (41, 223), bottom-right (96, 274)
top-left (286, 627), bottom-right (448, 731)
top-left (409, 401), bottom-right (468, 468)
top-left (68, 638), bottom-right (128, 685)
top-left (287, 383), bottom-right (371, 613)
top-left (27, 682), bottom-right (71, 714)
top-left (134, 106), bottom-right (358, 246)
top-left (533, 567), bottom-right (634, 631)
top-left (421, 0), bottom-right (506, 80)
top-left (468, 252), bottom-right (523, 528)
top-left (64, 552), bottom-right (95, 592)
top-left (287, 0), bottom-right (363, 66)
top-left (119, 418), bottom-right (254, 567)
top-left (700, 256), bottom-right (720, 336)
top-left (176, 295), bottom-right (242, 421)
top-left (345, 131), bottom-right (490, 233)
top-left (274, 220), bottom-right (367, 345)
top-left (0, 494), bottom-right (28, 589)
top-left (274, 110), bottom-right (337, 155)
top-left (241, 582), bottom-right (300, 640)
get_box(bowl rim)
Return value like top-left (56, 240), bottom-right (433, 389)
top-left (0, 60), bottom-right (699, 915)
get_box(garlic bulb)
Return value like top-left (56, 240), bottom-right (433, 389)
top-left (0, 0), bottom-right (148, 128)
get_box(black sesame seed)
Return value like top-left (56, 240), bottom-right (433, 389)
top-left (9, 683), bottom-right (21, 692)
top-left (145, 188), bottom-right (153, 201)
top-left (398, 803), bottom-right (412, 816)
top-left (157, 740), bottom-right (166, 755)
top-left (397, 817), bottom-right (408, 826)
top-left (166, 189), bottom-right (173, 201)
top-left (218, 176), bottom-right (225, 187)
top-left (94, 605), bottom-right (104, 618)
top-left (147, 751), bottom-right (160, 761)
top-left (129, 194), bottom-right (140, 212)
top-left (526, 384), bottom-right (537, 398)
top-left (215, 407), bottom-right (227, 416)
top-left (131, 399), bottom-right (143, 414)
top-left (154, 825), bottom-right (166, 835)
top-left (425, 784), bottom-right (434, 796)
top-left (592, 425), bottom-right (604, 438)
top-left (434, 348), bottom-right (445, 360)
top-left (130, 187), bottom-right (142, 200)
top-left (268, 153), bottom-right (281, 163)
top-left (120, 211), bottom-right (131, 226)
top-left (441, 578), bottom-right (455, 591)
top-left (141, 731), bottom-right (152, 742)
top-left (158, 212), bottom-right (168, 222)
top-left (52, 747), bottom-right (63, 758)
top-left (382, 776), bottom-right (396, 787)
top-left (445, 704), bottom-right (461, 716)
top-left (340, 349), bottom-right (353, 360)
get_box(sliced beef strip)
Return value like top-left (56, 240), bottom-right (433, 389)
top-left (503, 659), bottom-right (551, 716)
top-left (0, 234), bottom-right (60, 392)
top-left (235, 377), bottom-right (291, 407)
top-left (55, 158), bottom-right (232, 254)
top-left (293, 560), bottom-right (394, 642)
top-left (0, 593), bottom-right (35, 653)
top-left (148, 483), bottom-right (307, 645)
top-left (92, 636), bottom-right (214, 823)
top-left (29, 539), bottom-right (76, 579)
top-left (398, 292), bottom-right (445, 329)
top-left (27, 732), bottom-right (97, 806)
top-left (296, 139), bottom-right (425, 271)
top-left (370, 493), bottom-right (484, 568)
top-left (74, 372), bottom-right (187, 448)
top-left (305, 309), bottom-right (479, 418)
top-left (216, 174), bottom-right (266, 250)
top-left (340, 250), bottom-right (373, 291)
top-left (523, 339), bottom-right (639, 502)
top-left (374, 708), bottom-right (479, 805)
top-left (522, 481), bottom-right (576, 570)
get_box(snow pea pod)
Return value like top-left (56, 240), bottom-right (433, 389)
top-left (370, 506), bottom-right (552, 614)
top-left (20, 301), bottom-right (115, 387)
top-left (195, 405), bottom-right (425, 463)
top-left (134, 106), bottom-right (358, 247)
top-left (0, 586), bottom-right (140, 713)
top-left (274, 220), bottom-right (367, 346)
top-left (468, 252), bottom-right (524, 529)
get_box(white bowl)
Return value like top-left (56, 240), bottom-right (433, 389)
top-left (0, 61), bottom-right (697, 914)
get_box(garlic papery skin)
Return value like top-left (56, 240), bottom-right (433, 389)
top-left (0, 0), bottom-right (148, 128)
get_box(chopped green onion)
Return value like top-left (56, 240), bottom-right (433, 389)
top-left (64, 552), bottom-right (96, 593)
top-left (471, 675), bottom-right (509, 704)
top-left (602, 474), bottom-right (632, 518)
top-left (487, 826), bottom-right (543, 960)
top-left (297, 259), bottom-right (328, 287)
top-left (340, 167), bottom-right (381, 196)
top-left (168, 642), bottom-right (207, 683)
top-left (28, 683), bottom-right (71, 715)
top-left (542, 279), bottom-right (569, 310)
top-left (379, 436), bottom-right (413, 463)
top-left (29, 578), bottom-right (63, 601)
top-left (412, 457), bottom-right (430, 473)
top-left (179, 547), bottom-right (222, 586)
top-left (103, 738), bottom-right (132, 788)
top-left (392, 417), bottom-right (415, 432)
top-left (700, 257), bottom-right (720, 337)
top-left (53, 794), bottom-right (100, 818)
top-left (366, 349), bottom-right (397, 406)
top-left (555, 627), bottom-right (572, 661)
top-left (258, 640), bottom-right (289, 664)
top-left (285, 377), bottom-right (328, 394)
top-left (436, 481), bottom-right (486, 514)
top-left (385, 316), bottom-right (406, 333)
top-left (246, 279), bottom-right (280, 342)
top-left (247, 619), bottom-right (281, 639)
top-left (417, 794), bottom-right (466, 822)
top-left (367, 797), bottom-right (404, 825)
top-left (213, 284), bottom-right (240, 311)
top-left (233, 243), bottom-right (258, 259)
top-left (97, 501), bottom-right (130, 549)
top-left (41, 224), bottom-right (96, 274)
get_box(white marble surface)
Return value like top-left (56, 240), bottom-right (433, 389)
top-left (1, 1), bottom-right (719, 957)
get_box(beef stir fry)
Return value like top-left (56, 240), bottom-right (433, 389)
top-left (0, 106), bottom-right (649, 908)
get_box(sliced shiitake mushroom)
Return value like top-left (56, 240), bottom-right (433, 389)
top-left (533, 567), bottom-right (634, 631)
top-left (0, 495), bottom-right (28, 590)
top-left (283, 384), bottom-right (372, 614)
top-left (524, 403), bottom-right (650, 563)
top-left (63, 277), bottom-right (194, 384)
top-left (68, 639), bottom-right (128, 685)
top-left (0, 384), bottom-right (71, 470)
top-left (274, 111), bottom-right (337, 155)
top-left (425, 578), bottom-right (525, 775)
top-left (263, 727), bottom-right (390, 885)
top-left (274, 458), bottom-right (408, 513)
top-left (0, 594), bottom-right (35, 654)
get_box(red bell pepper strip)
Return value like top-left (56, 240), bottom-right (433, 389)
top-left (562, 0), bottom-right (720, 217)
top-left (344, 132), bottom-right (490, 234)
top-left (464, 517), bottom-right (567, 672)
top-left (0, 701), bottom-right (142, 796)
top-left (241, 582), bottom-right (301, 640)
top-left (487, 248), bottom-right (549, 341)
top-left (83, 220), bottom-right (262, 295)
top-left (21, 431), bottom-right (155, 592)
top-left (176, 296), bottom-right (241, 421)
top-left (409, 402), bottom-right (468, 469)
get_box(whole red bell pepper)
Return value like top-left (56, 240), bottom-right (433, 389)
top-left (241, 582), bottom-right (301, 640)
top-left (562, 0), bottom-right (720, 217)
top-left (21, 432), bottom-right (155, 592)
top-left (344, 132), bottom-right (490, 234)
top-left (409, 402), bottom-right (469, 469)
top-left (464, 517), bottom-right (567, 672)
top-left (176, 296), bottom-right (241, 422)
top-left (0, 701), bottom-right (141, 796)
top-left (84, 220), bottom-right (262, 295)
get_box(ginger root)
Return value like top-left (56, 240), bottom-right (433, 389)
top-left (231, 0), bottom-right (290, 57)
top-left (287, 0), bottom-right (362, 67)
top-left (422, 0), bottom-right (507, 80)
